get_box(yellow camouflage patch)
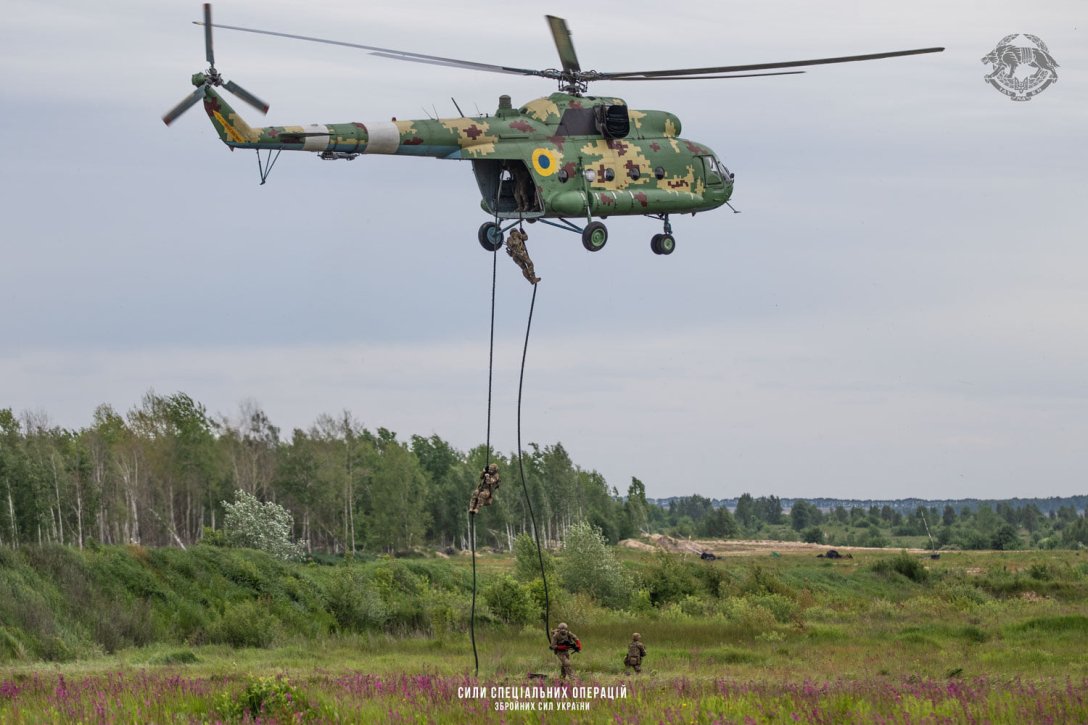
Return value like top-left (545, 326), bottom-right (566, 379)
top-left (576, 140), bottom-right (652, 191)
top-left (656, 164), bottom-right (698, 196)
top-left (213, 111), bottom-right (248, 144)
top-left (522, 98), bottom-right (560, 123)
top-left (664, 118), bottom-right (678, 138)
top-left (439, 118), bottom-right (498, 156)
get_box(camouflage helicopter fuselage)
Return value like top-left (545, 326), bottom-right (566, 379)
top-left (202, 84), bottom-right (734, 222)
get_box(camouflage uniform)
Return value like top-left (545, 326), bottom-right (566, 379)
top-left (624, 633), bottom-right (646, 674)
top-left (549, 622), bottom-right (580, 678)
top-left (469, 463), bottom-right (501, 514)
top-left (511, 163), bottom-right (535, 212)
top-left (506, 228), bottom-right (541, 285)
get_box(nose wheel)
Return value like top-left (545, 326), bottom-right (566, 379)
top-left (651, 233), bottom-right (676, 255)
top-left (650, 214), bottom-right (676, 255)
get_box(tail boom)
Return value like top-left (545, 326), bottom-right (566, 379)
top-left (203, 88), bottom-right (480, 158)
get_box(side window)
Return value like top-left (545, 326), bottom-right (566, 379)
top-left (701, 156), bottom-right (723, 185)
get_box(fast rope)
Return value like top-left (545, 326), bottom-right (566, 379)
top-left (515, 282), bottom-right (551, 644)
top-left (469, 218), bottom-right (551, 677)
top-left (468, 245), bottom-right (498, 679)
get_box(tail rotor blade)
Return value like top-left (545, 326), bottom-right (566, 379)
top-left (223, 80), bottom-right (269, 114)
top-left (162, 86), bottom-right (206, 126)
top-left (203, 3), bottom-right (215, 67)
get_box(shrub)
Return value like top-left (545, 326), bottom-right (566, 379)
top-left (217, 675), bottom-right (312, 721)
top-left (482, 574), bottom-right (534, 626)
top-left (871, 551), bottom-right (929, 583)
top-left (746, 592), bottom-right (800, 624)
top-left (221, 490), bottom-right (306, 562)
top-left (513, 532), bottom-right (555, 582)
top-left (209, 600), bottom-right (279, 648)
top-left (642, 552), bottom-right (701, 606)
top-left (739, 565), bottom-right (795, 599)
top-left (559, 521), bottom-right (630, 609)
top-left (325, 568), bottom-right (388, 632)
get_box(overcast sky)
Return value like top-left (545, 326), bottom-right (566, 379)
top-left (1, 0), bottom-right (1085, 501)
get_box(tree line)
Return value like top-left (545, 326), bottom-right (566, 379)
top-left (0, 392), bottom-right (648, 553)
top-left (2, 392), bottom-right (1085, 554)
top-left (653, 493), bottom-right (1088, 550)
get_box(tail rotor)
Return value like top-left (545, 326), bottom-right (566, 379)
top-left (162, 3), bottom-right (269, 126)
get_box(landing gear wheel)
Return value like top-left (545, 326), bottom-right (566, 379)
top-left (478, 221), bottom-right (504, 252)
top-left (656, 233), bottom-right (676, 255)
top-left (650, 234), bottom-right (663, 255)
top-left (582, 221), bottom-right (608, 252)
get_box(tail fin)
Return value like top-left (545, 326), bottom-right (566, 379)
top-left (202, 88), bottom-right (261, 147)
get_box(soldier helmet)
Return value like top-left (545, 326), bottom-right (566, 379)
top-left (488, 463), bottom-right (498, 473)
top-left (632, 633), bottom-right (641, 640)
top-left (557, 622), bottom-right (568, 631)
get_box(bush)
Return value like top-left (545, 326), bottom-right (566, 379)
top-left (222, 490), bottom-right (306, 562)
top-left (513, 532), bottom-right (555, 582)
top-left (482, 574), bottom-right (534, 626)
top-left (325, 568), bottom-right (388, 632)
top-left (871, 551), bottom-right (929, 583)
top-left (642, 552), bottom-right (701, 606)
top-left (209, 600), bottom-right (279, 648)
top-left (217, 675), bottom-right (312, 722)
top-left (559, 521), bottom-right (630, 609)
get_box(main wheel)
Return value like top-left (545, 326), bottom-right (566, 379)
top-left (478, 221), bottom-right (503, 252)
top-left (657, 233), bottom-right (676, 255)
top-left (650, 234), bottom-right (663, 255)
top-left (582, 221), bottom-right (608, 252)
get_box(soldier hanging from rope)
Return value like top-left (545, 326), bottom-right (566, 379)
top-left (506, 226), bottom-right (541, 285)
top-left (469, 463), bottom-right (501, 514)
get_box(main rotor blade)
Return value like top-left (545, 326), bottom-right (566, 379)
top-left (367, 51), bottom-right (539, 76)
top-left (197, 21), bottom-right (543, 77)
top-left (546, 15), bottom-right (580, 73)
top-left (607, 70), bottom-right (806, 81)
top-left (223, 80), bottom-right (270, 114)
top-left (162, 86), bottom-right (206, 126)
top-left (598, 47), bottom-right (944, 80)
top-left (203, 3), bottom-right (215, 67)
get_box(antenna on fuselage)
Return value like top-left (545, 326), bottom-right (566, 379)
top-left (451, 97), bottom-right (465, 118)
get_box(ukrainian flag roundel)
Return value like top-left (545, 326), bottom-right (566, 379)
top-left (531, 148), bottom-right (558, 176)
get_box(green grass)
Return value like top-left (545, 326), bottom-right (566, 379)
top-left (1, 544), bottom-right (1087, 721)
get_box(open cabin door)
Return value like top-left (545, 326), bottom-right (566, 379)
top-left (472, 159), bottom-right (542, 218)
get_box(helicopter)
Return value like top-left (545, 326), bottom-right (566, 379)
top-left (164, 5), bottom-right (943, 256)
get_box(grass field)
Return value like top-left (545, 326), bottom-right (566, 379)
top-left (2, 544), bottom-right (1087, 722)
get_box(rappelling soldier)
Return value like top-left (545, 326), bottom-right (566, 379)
top-left (549, 622), bottom-right (581, 679)
top-left (468, 463), bottom-right (501, 514)
top-left (624, 632), bottom-right (646, 674)
top-left (506, 228), bottom-right (541, 285)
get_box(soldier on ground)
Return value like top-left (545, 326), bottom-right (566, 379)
top-left (468, 463), bottom-right (501, 514)
top-left (506, 228), bottom-right (541, 285)
top-left (624, 632), bottom-right (646, 674)
top-left (549, 622), bottom-right (581, 679)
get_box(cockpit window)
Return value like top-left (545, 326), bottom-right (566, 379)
top-left (702, 156), bottom-right (723, 185)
